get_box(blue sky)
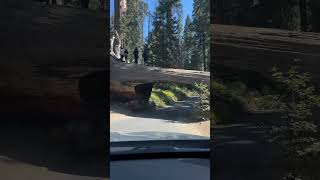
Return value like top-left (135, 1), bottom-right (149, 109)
top-left (110, 0), bottom-right (193, 39)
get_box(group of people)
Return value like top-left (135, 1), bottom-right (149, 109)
top-left (120, 47), bottom-right (149, 65)
top-left (110, 31), bottom-right (149, 65)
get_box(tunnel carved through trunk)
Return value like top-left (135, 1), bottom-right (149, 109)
top-left (134, 83), bottom-right (154, 103)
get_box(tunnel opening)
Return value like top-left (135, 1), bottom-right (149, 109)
top-left (76, 70), bottom-right (107, 152)
top-left (78, 70), bottom-right (107, 105)
top-left (149, 82), bottom-right (204, 108)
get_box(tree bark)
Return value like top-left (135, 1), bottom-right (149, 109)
top-left (202, 32), bottom-right (206, 71)
top-left (211, 24), bottom-right (320, 84)
top-left (110, 56), bottom-right (210, 86)
top-left (80, 0), bottom-right (89, 8)
top-left (299, 0), bottom-right (308, 32)
top-left (50, 0), bottom-right (57, 5)
top-left (114, 0), bottom-right (120, 33)
top-left (213, 0), bottom-right (224, 24)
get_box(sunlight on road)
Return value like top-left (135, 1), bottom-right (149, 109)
top-left (110, 111), bottom-right (133, 121)
top-left (110, 110), bottom-right (210, 140)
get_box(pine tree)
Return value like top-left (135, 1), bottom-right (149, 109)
top-left (165, 0), bottom-right (182, 68)
top-left (182, 16), bottom-right (193, 69)
top-left (191, 0), bottom-right (210, 71)
top-left (149, 0), bottom-right (182, 68)
top-left (149, 1), bottom-right (167, 67)
top-left (110, 15), bottom-right (114, 32)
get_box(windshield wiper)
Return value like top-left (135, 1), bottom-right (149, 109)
top-left (111, 139), bottom-right (209, 148)
top-left (111, 151), bottom-right (210, 161)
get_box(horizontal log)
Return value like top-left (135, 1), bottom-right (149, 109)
top-left (0, 2), bottom-right (106, 117)
top-left (0, 2), bottom-right (106, 97)
top-left (211, 24), bottom-right (320, 84)
top-left (110, 58), bottom-right (210, 86)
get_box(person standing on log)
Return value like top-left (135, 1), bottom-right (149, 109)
top-left (142, 46), bottom-right (149, 65)
top-left (133, 47), bottom-right (139, 64)
top-left (124, 48), bottom-right (129, 63)
top-left (120, 47), bottom-right (125, 62)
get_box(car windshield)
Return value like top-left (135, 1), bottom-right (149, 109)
top-left (110, 0), bottom-right (210, 148)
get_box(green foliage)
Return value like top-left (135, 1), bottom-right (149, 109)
top-left (149, 82), bottom-right (199, 108)
top-left (210, 77), bottom-right (287, 124)
top-left (191, 0), bottom-right (210, 71)
top-left (270, 66), bottom-right (320, 170)
top-left (88, 0), bottom-right (101, 10)
top-left (182, 16), bottom-right (193, 69)
top-left (147, 0), bottom-right (209, 70)
top-left (253, 94), bottom-right (282, 111)
top-left (211, 78), bottom-right (282, 121)
top-left (154, 82), bottom-right (196, 97)
top-left (211, 81), bottom-right (228, 95)
top-left (281, 173), bottom-right (303, 180)
top-left (214, 0), bottom-right (320, 32)
top-left (152, 90), bottom-right (174, 105)
top-left (211, 81), bottom-right (248, 124)
top-left (169, 85), bottom-right (190, 99)
top-left (225, 81), bottom-right (281, 112)
top-left (150, 88), bottom-right (182, 107)
top-left (181, 17), bottom-right (191, 67)
top-left (50, 0), bottom-right (106, 10)
top-left (149, 0), bottom-right (182, 68)
top-left (149, 93), bottom-right (166, 107)
top-left (194, 83), bottom-right (210, 120)
top-left (161, 90), bottom-right (178, 102)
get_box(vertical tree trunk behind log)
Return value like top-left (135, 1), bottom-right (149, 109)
top-left (213, 0), bottom-right (224, 24)
top-left (299, 0), bottom-right (308, 31)
top-left (81, 0), bottom-right (89, 8)
top-left (114, 0), bottom-right (120, 33)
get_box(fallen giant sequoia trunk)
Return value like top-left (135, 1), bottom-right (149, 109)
top-left (110, 57), bottom-right (210, 101)
top-left (0, 2), bottom-right (109, 154)
top-left (211, 24), bottom-right (320, 84)
top-left (0, 2), bottom-right (106, 117)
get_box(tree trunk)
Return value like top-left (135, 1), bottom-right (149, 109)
top-left (213, 0), bottom-right (224, 24)
top-left (80, 0), bottom-right (89, 8)
top-left (202, 32), bottom-right (206, 71)
top-left (114, 0), bottom-right (120, 33)
top-left (299, 0), bottom-right (308, 31)
top-left (310, 0), bottom-right (320, 32)
top-left (50, 0), bottom-right (57, 5)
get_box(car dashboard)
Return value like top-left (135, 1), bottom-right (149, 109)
top-left (111, 158), bottom-right (209, 180)
top-left (110, 140), bottom-right (210, 180)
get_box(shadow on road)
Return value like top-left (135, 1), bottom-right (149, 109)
top-left (110, 96), bottom-right (206, 124)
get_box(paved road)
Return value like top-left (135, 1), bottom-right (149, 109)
top-left (110, 96), bottom-right (210, 141)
